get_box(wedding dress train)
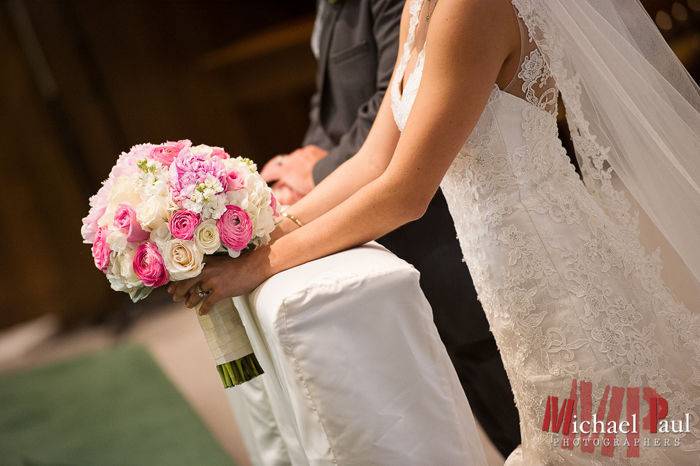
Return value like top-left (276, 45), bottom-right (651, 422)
top-left (391, 0), bottom-right (700, 464)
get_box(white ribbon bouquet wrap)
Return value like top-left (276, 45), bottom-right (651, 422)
top-left (199, 298), bottom-right (262, 387)
top-left (81, 140), bottom-right (278, 387)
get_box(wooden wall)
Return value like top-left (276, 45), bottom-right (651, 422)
top-left (0, 0), bottom-right (316, 329)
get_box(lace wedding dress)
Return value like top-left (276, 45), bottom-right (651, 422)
top-left (391, 0), bottom-right (700, 464)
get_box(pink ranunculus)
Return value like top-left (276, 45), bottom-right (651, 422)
top-left (169, 209), bottom-right (201, 240)
top-left (91, 227), bottom-right (111, 271)
top-left (149, 140), bottom-right (191, 166)
top-left (217, 205), bottom-right (253, 252)
top-left (133, 242), bottom-right (169, 287)
top-left (270, 193), bottom-right (279, 217)
top-left (224, 169), bottom-right (244, 191)
top-left (114, 204), bottom-right (149, 242)
top-left (211, 147), bottom-right (230, 160)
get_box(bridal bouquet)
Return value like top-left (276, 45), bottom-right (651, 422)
top-left (81, 140), bottom-right (278, 387)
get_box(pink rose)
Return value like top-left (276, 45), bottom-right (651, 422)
top-left (149, 140), bottom-right (190, 166)
top-left (211, 147), bottom-right (230, 160)
top-left (114, 204), bottom-right (149, 242)
top-left (224, 169), bottom-right (244, 191)
top-left (133, 242), bottom-right (169, 287)
top-left (217, 205), bottom-right (253, 252)
top-left (169, 209), bottom-right (201, 240)
top-left (270, 193), bottom-right (279, 217)
top-left (91, 227), bottom-right (111, 271)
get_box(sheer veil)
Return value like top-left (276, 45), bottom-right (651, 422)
top-left (511, 0), bottom-right (700, 310)
top-left (508, 0), bottom-right (700, 454)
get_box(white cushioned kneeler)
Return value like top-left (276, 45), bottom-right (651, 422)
top-left (228, 243), bottom-right (486, 466)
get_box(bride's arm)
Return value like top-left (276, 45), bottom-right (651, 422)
top-left (177, 0), bottom-right (519, 312)
top-left (273, 94), bottom-right (401, 238)
top-left (273, 6), bottom-right (412, 238)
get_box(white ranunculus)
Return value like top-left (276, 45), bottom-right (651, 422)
top-left (106, 229), bottom-right (128, 253)
top-left (163, 239), bottom-right (204, 281)
top-left (138, 194), bottom-right (170, 230)
top-left (150, 223), bottom-right (171, 248)
top-left (194, 220), bottom-right (221, 255)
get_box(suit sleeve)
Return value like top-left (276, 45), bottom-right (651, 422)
top-left (302, 87), bottom-right (332, 150)
top-left (311, 0), bottom-right (402, 183)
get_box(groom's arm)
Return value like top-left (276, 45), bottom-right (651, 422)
top-left (302, 90), bottom-right (331, 150)
top-left (311, 0), bottom-right (403, 183)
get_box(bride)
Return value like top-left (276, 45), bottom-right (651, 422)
top-left (171, 0), bottom-right (700, 463)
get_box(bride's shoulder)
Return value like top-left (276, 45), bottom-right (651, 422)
top-left (438, 0), bottom-right (516, 21)
top-left (429, 0), bottom-right (519, 52)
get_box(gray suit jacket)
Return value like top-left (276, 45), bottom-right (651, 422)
top-left (305, 0), bottom-right (403, 183)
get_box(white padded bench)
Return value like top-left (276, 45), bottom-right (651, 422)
top-left (227, 243), bottom-right (486, 466)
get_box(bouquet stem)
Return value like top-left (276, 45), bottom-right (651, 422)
top-left (197, 298), bottom-right (263, 388)
top-left (216, 355), bottom-right (264, 388)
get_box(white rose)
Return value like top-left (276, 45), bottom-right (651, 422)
top-left (106, 247), bottom-right (140, 291)
top-left (138, 195), bottom-right (170, 230)
top-left (194, 220), bottom-right (221, 255)
top-left (163, 239), bottom-right (204, 281)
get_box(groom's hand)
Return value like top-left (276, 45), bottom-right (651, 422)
top-left (271, 182), bottom-right (304, 205)
top-left (261, 145), bottom-right (328, 205)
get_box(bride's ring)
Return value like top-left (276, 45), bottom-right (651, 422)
top-left (196, 284), bottom-right (211, 299)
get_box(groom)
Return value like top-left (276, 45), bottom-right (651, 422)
top-left (262, 0), bottom-right (520, 456)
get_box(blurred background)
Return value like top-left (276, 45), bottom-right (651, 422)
top-left (0, 1), bottom-right (697, 465)
top-left (0, 0), bottom-right (697, 332)
top-left (1, 0), bottom-right (318, 331)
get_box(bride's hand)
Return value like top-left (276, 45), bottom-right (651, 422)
top-left (167, 248), bottom-right (272, 314)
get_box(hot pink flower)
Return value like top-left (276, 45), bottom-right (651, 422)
top-left (169, 209), bottom-right (201, 240)
top-left (92, 227), bottom-right (111, 271)
top-left (217, 205), bottom-right (253, 252)
top-left (211, 147), bottom-right (230, 160)
top-left (149, 140), bottom-right (190, 166)
top-left (114, 204), bottom-right (149, 242)
top-left (133, 242), bottom-right (169, 287)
